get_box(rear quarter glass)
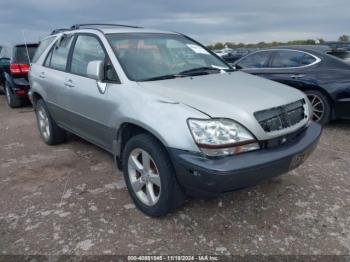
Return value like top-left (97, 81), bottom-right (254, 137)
top-left (32, 37), bottom-right (56, 63)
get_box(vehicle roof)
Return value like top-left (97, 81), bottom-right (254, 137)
top-left (51, 26), bottom-right (178, 36)
top-left (99, 27), bottom-right (177, 35)
top-left (14, 43), bottom-right (39, 47)
top-left (273, 45), bottom-right (332, 53)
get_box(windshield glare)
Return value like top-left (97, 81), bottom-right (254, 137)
top-left (107, 33), bottom-right (229, 81)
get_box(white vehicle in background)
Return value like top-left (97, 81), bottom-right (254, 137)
top-left (214, 48), bottom-right (232, 57)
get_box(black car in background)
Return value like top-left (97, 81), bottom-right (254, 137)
top-left (326, 41), bottom-right (350, 51)
top-left (233, 45), bottom-right (350, 124)
top-left (1, 43), bottom-right (38, 108)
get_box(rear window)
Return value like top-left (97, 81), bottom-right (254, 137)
top-left (14, 45), bottom-right (38, 63)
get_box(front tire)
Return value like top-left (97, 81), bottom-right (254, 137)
top-left (122, 134), bottom-right (185, 217)
top-left (5, 82), bottom-right (22, 108)
top-left (305, 90), bottom-right (331, 125)
top-left (35, 99), bottom-right (66, 145)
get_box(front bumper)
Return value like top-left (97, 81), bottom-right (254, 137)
top-left (169, 122), bottom-right (322, 197)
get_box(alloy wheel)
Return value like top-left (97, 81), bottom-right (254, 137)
top-left (37, 107), bottom-right (51, 141)
top-left (307, 94), bottom-right (325, 122)
top-left (128, 148), bottom-right (161, 206)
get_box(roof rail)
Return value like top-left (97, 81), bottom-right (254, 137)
top-left (70, 23), bottom-right (142, 30)
top-left (50, 28), bottom-right (71, 35)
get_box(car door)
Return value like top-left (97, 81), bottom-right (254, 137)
top-left (39, 34), bottom-right (76, 127)
top-left (63, 33), bottom-right (119, 151)
top-left (265, 50), bottom-right (319, 88)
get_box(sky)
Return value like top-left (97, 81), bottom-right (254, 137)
top-left (0, 0), bottom-right (349, 46)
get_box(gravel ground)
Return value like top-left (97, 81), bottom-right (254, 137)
top-left (0, 93), bottom-right (349, 256)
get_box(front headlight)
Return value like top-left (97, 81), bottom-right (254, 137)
top-left (187, 118), bottom-right (260, 157)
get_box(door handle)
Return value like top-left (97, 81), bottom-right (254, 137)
top-left (39, 72), bottom-right (46, 79)
top-left (290, 74), bottom-right (305, 79)
top-left (64, 79), bottom-right (75, 88)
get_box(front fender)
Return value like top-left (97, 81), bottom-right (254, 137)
top-left (108, 85), bottom-right (209, 154)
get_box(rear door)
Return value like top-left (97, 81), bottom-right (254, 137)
top-left (266, 50), bottom-right (319, 88)
top-left (38, 34), bottom-right (75, 127)
top-left (63, 33), bottom-right (119, 151)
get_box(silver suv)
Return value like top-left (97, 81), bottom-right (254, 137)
top-left (29, 24), bottom-right (322, 217)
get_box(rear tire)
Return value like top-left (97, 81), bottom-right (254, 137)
top-left (5, 82), bottom-right (22, 108)
top-left (35, 99), bottom-right (66, 145)
top-left (305, 90), bottom-right (331, 125)
top-left (122, 134), bottom-right (186, 217)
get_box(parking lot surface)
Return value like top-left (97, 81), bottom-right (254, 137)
top-left (0, 94), bottom-right (349, 255)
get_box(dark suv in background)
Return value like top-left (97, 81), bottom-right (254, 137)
top-left (2, 43), bottom-right (38, 108)
top-left (0, 45), bottom-right (11, 88)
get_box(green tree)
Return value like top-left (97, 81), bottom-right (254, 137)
top-left (213, 42), bottom-right (225, 50)
top-left (338, 35), bottom-right (350, 42)
top-left (207, 44), bottom-right (214, 50)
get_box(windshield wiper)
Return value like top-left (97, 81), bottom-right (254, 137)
top-left (139, 66), bottom-right (231, 82)
top-left (140, 74), bottom-right (187, 82)
top-left (178, 66), bottom-right (221, 76)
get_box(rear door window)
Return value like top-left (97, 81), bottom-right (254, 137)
top-left (271, 50), bottom-right (305, 68)
top-left (45, 35), bottom-right (75, 71)
top-left (237, 51), bottom-right (271, 69)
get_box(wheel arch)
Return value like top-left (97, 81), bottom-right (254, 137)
top-left (31, 91), bottom-right (43, 108)
top-left (297, 84), bottom-right (335, 120)
top-left (114, 122), bottom-right (170, 170)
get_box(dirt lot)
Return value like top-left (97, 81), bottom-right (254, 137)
top-left (0, 93), bottom-right (349, 256)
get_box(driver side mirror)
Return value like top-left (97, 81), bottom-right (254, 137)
top-left (87, 60), bottom-right (104, 81)
top-left (87, 60), bottom-right (107, 94)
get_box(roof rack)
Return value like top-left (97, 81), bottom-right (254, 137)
top-left (50, 28), bottom-right (71, 35)
top-left (70, 23), bottom-right (142, 30)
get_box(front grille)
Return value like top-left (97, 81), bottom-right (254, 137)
top-left (254, 99), bottom-right (306, 132)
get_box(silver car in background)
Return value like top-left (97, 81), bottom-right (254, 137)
top-left (29, 24), bottom-right (322, 217)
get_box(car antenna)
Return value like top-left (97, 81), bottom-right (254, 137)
top-left (21, 30), bottom-right (31, 64)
